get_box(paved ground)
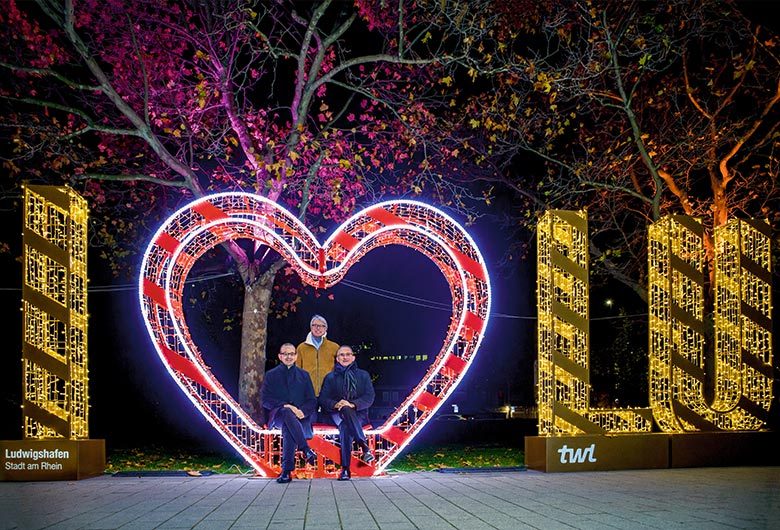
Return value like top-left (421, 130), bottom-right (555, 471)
top-left (2, 467), bottom-right (779, 529)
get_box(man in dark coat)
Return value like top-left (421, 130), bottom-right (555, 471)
top-left (318, 345), bottom-right (375, 480)
top-left (262, 343), bottom-right (318, 483)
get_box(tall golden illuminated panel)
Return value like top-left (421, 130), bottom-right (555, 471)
top-left (536, 210), bottom-right (652, 435)
top-left (22, 185), bottom-right (89, 439)
top-left (649, 216), bottom-right (773, 432)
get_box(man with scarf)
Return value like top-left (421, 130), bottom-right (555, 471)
top-left (262, 343), bottom-right (318, 483)
top-left (297, 314), bottom-right (339, 394)
top-left (319, 345), bottom-right (375, 480)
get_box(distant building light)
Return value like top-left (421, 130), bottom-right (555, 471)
top-left (369, 354), bottom-right (431, 362)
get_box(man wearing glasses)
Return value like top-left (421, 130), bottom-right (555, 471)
top-left (262, 343), bottom-right (318, 483)
top-left (296, 314), bottom-right (339, 394)
top-left (319, 345), bottom-right (375, 481)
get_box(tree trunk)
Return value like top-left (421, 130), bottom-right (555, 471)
top-left (237, 268), bottom-right (276, 425)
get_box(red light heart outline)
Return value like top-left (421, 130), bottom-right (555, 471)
top-left (139, 193), bottom-right (491, 477)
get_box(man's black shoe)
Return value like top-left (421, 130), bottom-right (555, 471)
top-left (361, 450), bottom-right (375, 464)
top-left (304, 448), bottom-right (317, 466)
top-left (276, 471), bottom-right (292, 484)
top-left (337, 468), bottom-right (351, 481)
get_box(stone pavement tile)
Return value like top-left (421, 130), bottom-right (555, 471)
top-left (500, 507), bottom-right (542, 520)
top-left (413, 504), bottom-right (472, 521)
top-left (233, 504), bottom-right (277, 515)
top-left (306, 507), bottom-right (341, 520)
top-left (382, 492), bottom-right (427, 504)
top-left (341, 515), bottom-right (379, 530)
top-left (403, 516), bottom-right (456, 529)
top-left (481, 511), bottom-right (533, 525)
top-left (490, 520), bottom-right (540, 530)
top-left (5, 512), bottom-right (48, 530)
top-left (392, 506), bottom-right (438, 518)
top-left (55, 508), bottom-right (154, 530)
top-left (396, 478), bottom-right (511, 525)
top-left (692, 521), bottom-right (752, 530)
top-left (304, 504), bottom-right (342, 521)
top-left (266, 520), bottom-right (304, 530)
top-left (704, 508), bottom-right (769, 527)
top-left (266, 511), bottom-right (309, 526)
top-left (582, 512), bottom-right (660, 528)
top-left (139, 509), bottom-right (190, 524)
top-left (154, 503), bottom-right (232, 528)
top-left (450, 517), bottom-right (496, 529)
top-left (156, 519), bottom-right (209, 529)
top-left (550, 501), bottom-right (602, 516)
top-left (2, 466), bottom-right (779, 530)
top-left (36, 518), bottom-right (96, 530)
top-left (202, 505), bottom-right (252, 521)
top-left (615, 512), bottom-right (672, 528)
top-left (513, 515), bottom-right (584, 530)
top-left (337, 506), bottom-right (371, 520)
top-left (82, 500), bottom-right (183, 529)
top-left (303, 517), bottom-right (342, 528)
top-left (570, 518), bottom-right (655, 530)
top-left (119, 523), bottom-right (170, 530)
top-left (517, 503), bottom-right (579, 520)
top-left (370, 511), bottom-right (414, 524)
top-left (232, 513), bottom-right (275, 528)
top-left (160, 504), bottom-right (214, 519)
top-left (191, 519), bottom-right (235, 530)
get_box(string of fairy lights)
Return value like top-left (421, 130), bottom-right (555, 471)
top-left (1, 273), bottom-right (646, 321)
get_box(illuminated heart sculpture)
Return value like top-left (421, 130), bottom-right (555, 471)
top-left (139, 193), bottom-right (490, 477)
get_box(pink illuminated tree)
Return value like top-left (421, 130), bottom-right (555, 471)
top-left (0, 0), bottom-right (500, 420)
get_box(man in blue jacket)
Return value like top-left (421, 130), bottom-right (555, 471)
top-left (319, 345), bottom-right (375, 480)
top-left (262, 343), bottom-right (318, 483)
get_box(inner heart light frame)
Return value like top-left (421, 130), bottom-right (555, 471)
top-left (139, 192), bottom-right (491, 477)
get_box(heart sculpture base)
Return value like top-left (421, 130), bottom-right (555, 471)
top-left (140, 194), bottom-right (491, 477)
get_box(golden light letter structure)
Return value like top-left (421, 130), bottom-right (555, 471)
top-left (2, 185), bottom-right (103, 481)
top-left (22, 185), bottom-right (89, 439)
top-left (648, 216), bottom-right (773, 432)
top-left (529, 210), bottom-right (774, 472)
top-left (536, 210), bottom-right (653, 435)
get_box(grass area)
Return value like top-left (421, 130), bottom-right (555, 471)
top-left (389, 445), bottom-right (524, 472)
top-left (106, 447), bottom-right (253, 474)
top-left (106, 444), bottom-right (524, 474)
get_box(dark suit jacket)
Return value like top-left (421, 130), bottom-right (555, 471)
top-left (261, 363), bottom-right (316, 438)
top-left (318, 364), bottom-right (375, 426)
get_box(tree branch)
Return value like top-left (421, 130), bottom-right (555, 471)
top-left (36, 0), bottom-right (204, 195)
top-left (0, 95), bottom-right (141, 137)
top-left (718, 77), bottom-right (780, 188)
top-left (74, 173), bottom-right (190, 187)
top-left (0, 61), bottom-right (102, 91)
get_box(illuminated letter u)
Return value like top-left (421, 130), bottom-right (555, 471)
top-left (648, 216), bottom-right (773, 432)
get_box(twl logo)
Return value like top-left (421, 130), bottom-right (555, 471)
top-left (557, 444), bottom-right (597, 464)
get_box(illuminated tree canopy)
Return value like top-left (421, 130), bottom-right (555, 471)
top-left (0, 0), bottom-right (501, 418)
top-left (454, 0), bottom-right (779, 300)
